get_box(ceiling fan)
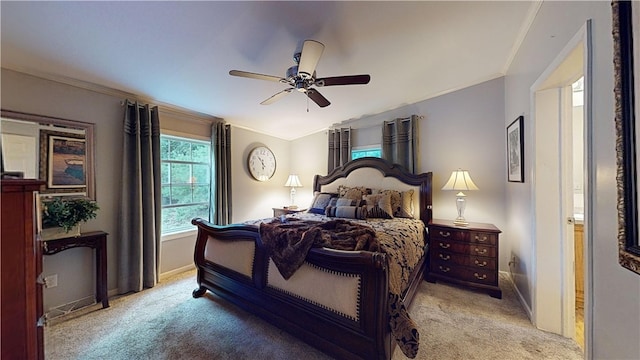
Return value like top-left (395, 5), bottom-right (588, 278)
top-left (229, 40), bottom-right (370, 108)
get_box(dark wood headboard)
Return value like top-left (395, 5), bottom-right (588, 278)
top-left (313, 157), bottom-right (433, 225)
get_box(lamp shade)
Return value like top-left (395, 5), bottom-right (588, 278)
top-left (284, 174), bottom-right (302, 187)
top-left (441, 169), bottom-right (478, 191)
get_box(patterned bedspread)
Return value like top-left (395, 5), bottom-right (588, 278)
top-left (245, 212), bottom-right (426, 358)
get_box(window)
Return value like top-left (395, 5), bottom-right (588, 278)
top-left (351, 147), bottom-right (382, 160)
top-left (160, 135), bottom-right (211, 234)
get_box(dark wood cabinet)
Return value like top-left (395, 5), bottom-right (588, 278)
top-left (426, 219), bottom-right (502, 298)
top-left (1, 179), bottom-right (45, 360)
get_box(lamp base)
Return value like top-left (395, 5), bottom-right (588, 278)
top-left (453, 218), bottom-right (469, 226)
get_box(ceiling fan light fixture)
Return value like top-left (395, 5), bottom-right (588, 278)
top-left (229, 39), bottom-right (369, 108)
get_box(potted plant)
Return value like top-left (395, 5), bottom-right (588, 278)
top-left (41, 196), bottom-right (99, 240)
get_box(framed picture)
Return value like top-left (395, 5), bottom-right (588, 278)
top-left (507, 116), bottom-right (524, 183)
top-left (613, 0), bottom-right (640, 275)
top-left (39, 129), bottom-right (88, 195)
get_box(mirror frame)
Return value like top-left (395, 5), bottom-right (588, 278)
top-left (1, 109), bottom-right (96, 200)
top-left (613, 0), bottom-right (640, 275)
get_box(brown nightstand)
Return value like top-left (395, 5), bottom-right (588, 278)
top-left (273, 207), bottom-right (306, 217)
top-left (426, 219), bottom-right (502, 298)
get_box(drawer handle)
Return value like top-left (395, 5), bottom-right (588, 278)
top-left (474, 259), bottom-right (488, 267)
top-left (474, 273), bottom-right (487, 280)
top-left (475, 235), bottom-right (488, 242)
top-left (439, 242), bottom-right (451, 249)
top-left (474, 248), bottom-right (487, 255)
top-left (438, 266), bottom-right (451, 273)
top-left (439, 231), bottom-right (451, 237)
top-left (439, 254), bottom-right (451, 261)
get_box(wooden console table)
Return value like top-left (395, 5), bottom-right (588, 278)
top-left (42, 231), bottom-right (109, 308)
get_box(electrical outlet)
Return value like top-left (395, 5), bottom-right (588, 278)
top-left (44, 274), bottom-right (58, 288)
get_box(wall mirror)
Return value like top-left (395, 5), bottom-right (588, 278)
top-left (1, 109), bottom-right (96, 200)
top-left (613, 0), bottom-right (640, 275)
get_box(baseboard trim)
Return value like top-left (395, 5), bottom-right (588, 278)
top-left (160, 264), bottom-right (196, 281)
top-left (500, 270), bottom-right (533, 321)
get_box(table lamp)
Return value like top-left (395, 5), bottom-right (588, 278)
top-left (441, 169), bottom-right (478, 226)
top-left (284, 174), bottom-right (302, 209)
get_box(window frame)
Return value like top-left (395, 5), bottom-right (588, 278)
top-left (351, 145), bottom-right (382, 160)
top-left (160, 133), bottom-right (211, 236)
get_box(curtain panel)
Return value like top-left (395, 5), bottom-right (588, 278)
top-left (118, 101), bottom-right (162, 294)
top-left (211, 122), bottom-right (232, 225)
top-left (328, 127), bottom-right (351, 173)
top-left (382, 115), bottom-right (418, 173)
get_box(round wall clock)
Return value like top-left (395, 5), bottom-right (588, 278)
top-left (247, 146), bottom-right (276, 181)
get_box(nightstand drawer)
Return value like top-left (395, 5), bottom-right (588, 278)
top-left (469, 231), bottom-right (497, 245)
top-left (431, 239), bottom-right (496, 258)
top-left (430, 227), bottom-right (468, 242)
top-left (431, 250), bottom-right (497, 270)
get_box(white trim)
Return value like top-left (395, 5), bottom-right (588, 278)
top-left (502, 270), bottom-right (533, 321)
top-left (582, 19), bottom-right (593, 360)
top-left (161, 229), bottom-right (197, 242)
top-left (159, 264), bottom-right (196, 281)
top-left (529, 20), bottom-right (592, 351)
top-left (502, 1), bottom-right (543, 74)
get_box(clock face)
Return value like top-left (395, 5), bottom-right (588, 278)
top-left (248, 146), bottom-right (276, 181)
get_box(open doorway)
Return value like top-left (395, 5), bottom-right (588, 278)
top-left (530, 22), bottom-right (591, 356)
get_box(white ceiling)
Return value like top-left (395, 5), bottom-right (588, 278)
top-left (1, 1), bottom-right (537, 141)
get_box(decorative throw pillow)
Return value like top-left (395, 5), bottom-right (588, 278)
top-left (363, 193), bottom-right (394, 219)
top-left (337, 185), bottom-right (370, 201)
top-left (372, 189), bottom-right (414, 218)
top-left (397, 189), bottom-right (414, 218)
top-left (326, 205), bottom-right (367, 219)
top-left (325, 198), bottom-right (358, 217)
top-left (308, 192), bottom-right (337, 215)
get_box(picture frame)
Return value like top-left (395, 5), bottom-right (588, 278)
top-left (39, 129), bottom-right (88, 195)
top-left (613, 0), bottom-right (640, 275)
top-left (507, 116), bottom-right (524, 183)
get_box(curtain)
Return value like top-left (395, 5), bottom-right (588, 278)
top-left (382, 115), bottom-right (418, 173)
top-left (211, 122), bottom-right (232, 225)
top-left (117, 101), bottom-right (161, 294)
top-left (327, 127), bottom-right (351, 173)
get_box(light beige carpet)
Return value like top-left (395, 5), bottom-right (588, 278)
top-left (45, 270), bottom-right (583, 360)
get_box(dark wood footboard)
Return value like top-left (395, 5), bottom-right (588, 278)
top-left (191, 217), bottom-right (405, 360)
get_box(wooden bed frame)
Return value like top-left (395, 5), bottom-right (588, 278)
top-left (191, 158), bottom-right (433, 360)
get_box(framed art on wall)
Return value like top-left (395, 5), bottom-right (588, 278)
top-left (39, 129), bottom-right (88, 196)
top-left (507, 116), bottom-right (524, 183)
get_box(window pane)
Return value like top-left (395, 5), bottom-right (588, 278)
top-left (162, 205), bottom-right (207, 233)
top-left (161, 185), bottom-right (171, 206)
top-left (192, 143), bottom-right (209, 163)
top-left (160, 138), bottom-right (170, 160)
top-left (171, 185), bottom-right (192, 204)
top-left (161, 162), bottom-right (170, 184)
top-left (169, 140), bottom-right (191, 161)
top-left (192, 185), bottom-right (209, 203)
top-left (352, 148), bottom-right (381, 160)
top-left (192, 164), bottom-right (209, 184)
top-left (170, 163), bottom-right (191, 183)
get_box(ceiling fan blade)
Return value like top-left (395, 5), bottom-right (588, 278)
top-left (297, 40), bottom-right (324, 79)
top-left (306, 88), bottom-right (330, 108)
top-left (315, 74), bottom-right (371, 87)
top-left (260, 88), bottom-right (294, 105)
top-left (229, 70), bottom-right (284, 83)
